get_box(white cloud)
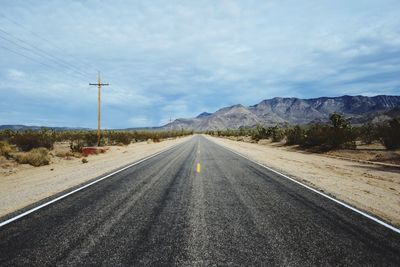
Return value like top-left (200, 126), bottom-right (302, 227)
top-left (0, 0), bottom-right (399, 127)
top-left (7, 69), bottom-right (25, 80)
top-left (128, 116), bottom-right (152, 127)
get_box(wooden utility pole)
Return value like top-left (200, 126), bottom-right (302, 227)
top-left (89, 72), bottom-right (109, 146)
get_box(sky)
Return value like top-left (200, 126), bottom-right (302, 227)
top-left (1, 0), bottom-right (400, 128)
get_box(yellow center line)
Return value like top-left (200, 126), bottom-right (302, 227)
top-left (197, 163), bottom-right (201, 173)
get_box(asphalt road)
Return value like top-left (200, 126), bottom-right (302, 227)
top-left (0, 135), bottom-right (399, 266)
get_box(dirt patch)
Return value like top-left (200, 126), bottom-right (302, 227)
top-left (325, 148), bottom-right (400, 165)
top-left (0, 136), bottom-right (191, 218)
top-left (207, 135), bottom-right (400, 227)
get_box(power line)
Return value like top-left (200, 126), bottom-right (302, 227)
top-left (0, 28), bottom-right (90, 79)
top-left (0, 12), bottom-right (128, 106)
top-left (0, 44), bottom-right (56, 70)
top-left (0, 11), bottom-right (98, 74)
top-left (0, 42), bottom-right (88, 83)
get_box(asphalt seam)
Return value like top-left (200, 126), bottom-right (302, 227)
top-left (0, 139), bottom-right (191, 228)
top-left (207, 137), bottom-right (400, 234)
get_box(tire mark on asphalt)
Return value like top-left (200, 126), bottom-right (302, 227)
top-left (59, 144), bottom-right (193, 265)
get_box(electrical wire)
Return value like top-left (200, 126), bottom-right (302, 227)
top-left (0, 11), bottom-right (99, 74)
top-left (0, 28), bottom-right (90, 80)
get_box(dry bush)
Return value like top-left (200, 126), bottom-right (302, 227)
top-left (14, 147), bottom-right (50, 167)
top-left (11, 129), bottom-right (56, 151)
top-left (0, 141), bottom-right (14, 158)
top-left (106, 131), bottom-right (132, 145)
top-left (0, 129), bottom-right (194, 154)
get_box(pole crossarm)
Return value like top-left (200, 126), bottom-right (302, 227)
top-left (89, 83), bottom-right (109, 86)
top-left (89, 72), bottom-right (109, 146)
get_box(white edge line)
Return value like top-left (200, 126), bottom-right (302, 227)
top-left (0, 139), bottom-right (188, 228)
top-left (207, 137), bottom-right (400, 234)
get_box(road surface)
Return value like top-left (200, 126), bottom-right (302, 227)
top-left (0, 135), bottom-right (399, 266)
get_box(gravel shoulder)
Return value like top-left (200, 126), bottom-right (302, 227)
top-left (0, 136), bottom-right (191, 218)
top-left (206, 135), bottom-right (400, 227)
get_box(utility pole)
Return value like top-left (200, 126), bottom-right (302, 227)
top-left (89, 72), bottom-right (109, 146)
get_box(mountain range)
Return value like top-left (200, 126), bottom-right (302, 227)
top-left (2, 95), bottom-right (399, 132)
top-left (163, 95), bottom-right (400, 131)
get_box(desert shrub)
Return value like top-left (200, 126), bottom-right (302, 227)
top-left (251, 124), bottom-right (269, 141)
top-left (64, 131), bottom-right (99, 151)
top-left (0, 129), bottom-right (193, 153)
top-left (238, 126), bottom-right (249, 136)
top-left (379, 117), bottom-right (400, 149)
top-left (84, 131), bottom-right (99, 146)
top-left (221, 129), bottom-right (237, 137)
top-left (15, 147), bottom-right (50, 167)
top-left (0, 129), bottom-right (13, 142)
top-left (359, 123), bottom-right (378, 144)
top-left (304, 124), bottom-right (330, 147)
top-left (11, 129), bottom-right (56, 151)
top-left (131, 130), bottom-right (189, 142)
top-left (152, 133), bottom-right (161, 142)
top-left (303, 114), bottom-right (356, 149)
top-left (70, 140), bottom-right (85, 152)
top-left (286, 125), bottom-right (305, 145)
top-left (270, 125), bottom-right (285, 142)
top-left (0, 141), bottom-right (14, 158)
top-left (327, 113), bottom-right (356, 149)
top-left (106, 131), bottom-right (132, 145)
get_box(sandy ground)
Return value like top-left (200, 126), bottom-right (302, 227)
top-left (207, 135), bottom-right (400, 227)
top-left (0, 136), bottom-right (191, 218)
top-left (325, 147), bottom-right (400, 166)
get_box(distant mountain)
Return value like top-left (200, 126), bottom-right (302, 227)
top-left (163, 95), bottom-right (400, 131)
top-left (0, 125), bottom-right (91, 131)
top-left (196, 112), bottom-right (212, 118)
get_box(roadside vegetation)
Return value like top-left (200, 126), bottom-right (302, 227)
top-left (0, 129), bottom-right (193, 167)
top-left (206, 114), bottom-right (400, 151)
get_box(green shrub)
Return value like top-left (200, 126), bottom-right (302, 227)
top-left (84, 131), bottom-right (99, 146)
top-left (15, 147), bottom-right (50, 167)
top-left (379, 118), bottom-right (400, 149)
top-left (359, 123), bottom-right (378, 144)
top-left (251, 124), bottom-right (269, 141)
top-left (286, 125), bottom-right (305, 145)
top-left (304, 124), bottom-right (330, 147)
top-left (270, 125), bottom-right (285, 142)
top-left (303, 114), bottom-right (356, 149)
top-left (64, 131), bottom-right (100, 151)
top-left (1, 129), bottom-right (192, 153)
top-left (11, 129), bottom-right (56, 151)
top-left (327, 113), bottom-right (356, 149)
top-left (107, 131), bottom-right (131, 145)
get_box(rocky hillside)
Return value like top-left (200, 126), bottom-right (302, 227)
top-left (163, 95), bottom-right (400, 130)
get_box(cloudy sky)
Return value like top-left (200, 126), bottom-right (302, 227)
top-left (1, 0), bottom-right (400, 128)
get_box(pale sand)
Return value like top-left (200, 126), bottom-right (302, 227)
top-left (207, 135), bottom-right (400, 226)
top-left (0, 136), bottom-right (191, 218)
